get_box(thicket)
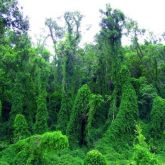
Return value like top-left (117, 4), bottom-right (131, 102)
top-left (132, 125), bottom-right (159, 165)
top-left (0, 0), bottom-right (165, 164)
top-left (0, 131), bottom-right (68, 164)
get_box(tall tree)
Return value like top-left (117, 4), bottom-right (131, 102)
top-left (0, 0), bottom-right (29, 35)
top-left (67, 84), bottom-right (91, 146)
top-left (62, 11), bottom-right (82, 95)
top-left (95, 4), bottom-right (125, 95)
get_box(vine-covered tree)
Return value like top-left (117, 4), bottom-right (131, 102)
top-left (34, 91), bottom-right (48, 134)
top-left (86, 94), bottom-right (106, 146)
top-left (56, 92), bottom-right (72, 134)
top-left (67, 84), bottom-right (91, 146)
top-left (99, 66), bottom-right (138, 147)
top-left (96, 4), bottom-right (125, 95)
top-left (150, 96), bottom-right (165, 137)
top-left (13, 114), bottom-right (30, 142)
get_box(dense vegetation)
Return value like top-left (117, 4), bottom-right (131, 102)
top-left (0, 1), bottom-right (165, 164)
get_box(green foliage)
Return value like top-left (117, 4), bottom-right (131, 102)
top-left (140, 83), bottom-right (157, 100)
top-left (0, 2), bottom-right (165, 164)
top-left (150, 96), bottom-right (165, 137)
top-left (106, 92), bottom-right (118, 127)
top-left (34, 91), bottom-right (48, 134)
top-left (111, 67), bottom-right (137, 136)
top-left (0, 131), bottom-right (68, 164)
top-left (26, 148), bottom-right (44, 165)
top-left (99, 4), bottom-right (125, 45)
top-left (84, 150), bottom-right (107, 165)
top-left (86, 94), bottom-right (106, 146)
top-left (0, 100), bottom-right (2, 121)
top-left (139, 81), bottom-right (157, 120)
top-left (133, 145), bottom-right (159, 165)
top-left (135, 124), bottom-right (148, 147)
top-left (44, 149), bottom-right (84, 165)
top-left (41, 131), bottom-right (69, 151)
top-left (96, 4), bottom-right (125, 93)
top-left (80, 45), bottom-right (98, 91)
top-left (56, 93), bottom-right (73, 134)
top-left (10, 86), bottom-right (23, 122)
top-left (101, 66), bottom-right (138, 143)
top-left (133, 124), bottom-right (159, 165)
top-left (0, 161), bottom-right (9, 165)
top-left (47, 92), bottom-right (61, 130)
top-left (67, 84), bottom-right (91, 146)
top-left (25, 132), bottom-right (68, 165)
top-left (13, 114), bottom-right (30, 142)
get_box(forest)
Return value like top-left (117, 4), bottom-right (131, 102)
top-left (0, 0), bottom-right (165, 164)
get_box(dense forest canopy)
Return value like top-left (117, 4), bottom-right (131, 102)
top-left (0, 0), bottom-right (165, 164)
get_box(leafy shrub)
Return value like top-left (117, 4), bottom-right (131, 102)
top-left (0, 131), bottom-right (68, 164)
top-left (133, 125), bottom-right (159, 165)
top-left (44, 150), bottom-right (84, 165)
top-left (133, 145), bottom-right (159, 165)
top-left (84, 150), bottom-right (107, 165)
top-left (40, 131), bottom-right (69, 151)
